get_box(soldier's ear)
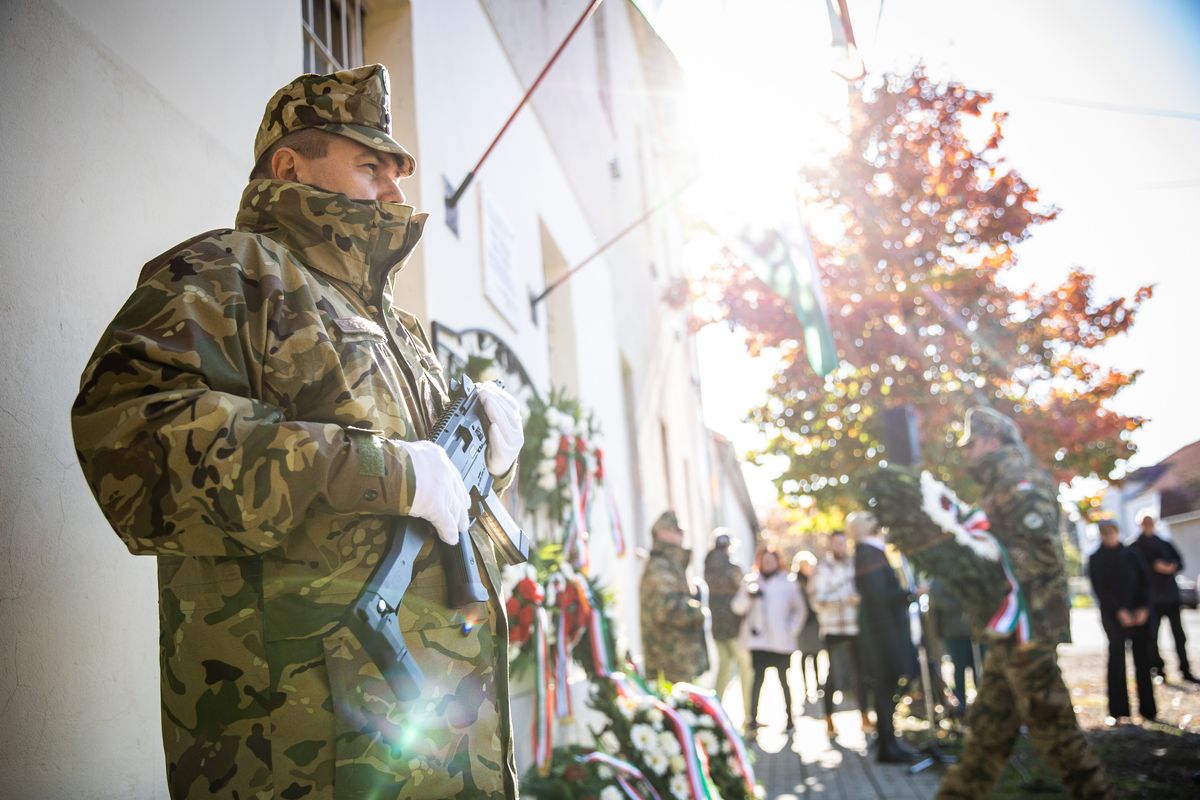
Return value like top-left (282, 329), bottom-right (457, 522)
top-left (271, 148), bottom-right (302, 182)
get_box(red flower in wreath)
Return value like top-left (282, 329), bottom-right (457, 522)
top-left (506, 577), bottom-right (545, 646)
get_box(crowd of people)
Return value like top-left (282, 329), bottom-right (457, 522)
top-left (639, 506), bottom-right (985, 764)
top-left (639, 407), bottom-right (1197, 799)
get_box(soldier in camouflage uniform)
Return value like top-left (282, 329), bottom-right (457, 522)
top-left (71, 65), bottom-right (525, 799)
top-left (936, 407), bottom-right (1112, 800)
top-left (640, 511), bottom-right (710, 683)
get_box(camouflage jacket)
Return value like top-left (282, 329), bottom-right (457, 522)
top-left (970, 445), bottom-right (1071, 645)
top-left (640, 542), bottom-right (709, 682)
top-left (72, 180), bottom-right (516, 799)
top-left (703, 549), bottom-right (745, 641)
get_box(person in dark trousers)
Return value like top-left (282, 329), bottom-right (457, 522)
top-left (1130, 514), bottom-right (1197, 684)
top-left (732, 545), bottom-right (805, 736)
top-left (848, 510), bottom-right (918, 763)
top-left (931, 578), bottom-right (983, 711)
top-left (792, 550), bottom-right (824, 704)
top-left (1088, 520), bottom-right (1157, 722)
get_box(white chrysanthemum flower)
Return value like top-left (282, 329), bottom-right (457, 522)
top-left (540, 437), bottom-right (560, 458)
top-left (670, 773), bottom-right (691, 799)
top-left (646, 708), bottom-right (664, 725)
top-left (537, 473), bottom-right (558, 491)
top-left (669, 755), bottom-right (685, 773)
top-left (597, 765), bottom-right (614, 781)
top-left (630, 724), bottom-right (658, 753)
top-left (600, 731), bottom-right (621, 752)
top-left (658, 731), bottom-right (682, 757)
top-left (645, 750), bottom-right (670, 775)
top-left (600, 787), bottom-right (622, 800)
top-left (616, 697), bottom-right (635, 720)
top-left (695, 729), bottom-right (719, 755)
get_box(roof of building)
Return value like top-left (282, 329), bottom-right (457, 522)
top-left (1129, 439), bottom-right (1200, 519)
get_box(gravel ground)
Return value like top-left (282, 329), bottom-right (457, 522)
top-left (895, 609), bottom-right (1200, 799)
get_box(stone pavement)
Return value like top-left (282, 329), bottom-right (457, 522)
top-left (719, 673), bottom-right (943, 799)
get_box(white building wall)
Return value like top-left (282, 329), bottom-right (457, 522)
top-left (0, 2), bottom-right (296, 797)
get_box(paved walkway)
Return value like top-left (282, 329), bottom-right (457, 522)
top-left (719, 676), bottom-right (943, 799)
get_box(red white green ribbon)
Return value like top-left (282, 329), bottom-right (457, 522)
top-left (562, 453), bottom-right (590, 573)
top-left (533, 605), bottom-right (554, 775)
top-left (653, 700), bottom-right (716, 800)
top-left (959, 506), bottom-right (1031, 643)
top-left (674, 683), bottom-right (756, 794)
top-left (551, 576), bottom-right (574, 719)
top-left (576, 752), bottom-right (663, 800)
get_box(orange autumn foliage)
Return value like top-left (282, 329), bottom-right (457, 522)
top-left (695, 66), bottom-right (1150, 504)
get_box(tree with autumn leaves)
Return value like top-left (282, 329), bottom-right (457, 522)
top-left (696, 66), bottom-right (1151, 506)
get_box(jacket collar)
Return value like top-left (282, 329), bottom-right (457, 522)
top-left (651, 540), bottom-right (692, 570)
top-left (235, 179), bottom-right (428, 299)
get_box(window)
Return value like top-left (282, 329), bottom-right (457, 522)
top-left (303, 0), bottom-right (364, 73)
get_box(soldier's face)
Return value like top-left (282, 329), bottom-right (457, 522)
top-left (281, 136), bottom-right (407, 203)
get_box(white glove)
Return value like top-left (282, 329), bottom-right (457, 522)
top-left (476, 381), bottom-right (524, 476)
top-left (398, 440), bottom-right (469, 546)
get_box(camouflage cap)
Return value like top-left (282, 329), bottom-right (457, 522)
top-left (958, 406), bottom-right (1022, 447)
top-left (254, 64), bottom-right (415, 177)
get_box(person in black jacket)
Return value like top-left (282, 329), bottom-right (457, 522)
top-left (1088, 521), bottom-right (1156, 722)
top-left (1130, 515), bottom-right (1197, 683)
top-left (848, 509), bottom-right (918, 763)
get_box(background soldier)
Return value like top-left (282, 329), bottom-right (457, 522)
top-left (640, 511), bottom-right (710, 683)
top-left (72, 65), bottom-right (524, 799)
top-left (936, 407), bottom-right (1112, 799)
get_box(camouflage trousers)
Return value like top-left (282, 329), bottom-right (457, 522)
top-left (937, 641), bottom-right (1113, 800)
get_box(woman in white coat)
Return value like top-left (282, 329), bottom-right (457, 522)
top-left (733, 545), bottom-right (806, 734)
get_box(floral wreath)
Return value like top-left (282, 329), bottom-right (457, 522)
top-left (518, 389), bottom-right (625, 570)
top-left (508, 547), bottom-right (757, 799)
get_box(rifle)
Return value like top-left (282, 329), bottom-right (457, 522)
top-left (347, 376), bottom-right (530, 700)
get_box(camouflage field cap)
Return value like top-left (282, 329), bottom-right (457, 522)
top-left (254, 64), bottom-right (415, 177)
top-left (958, 406), bottom-right (1022, 447)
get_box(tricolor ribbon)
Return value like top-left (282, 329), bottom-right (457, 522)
top-left (576, 752), bottom-right (663, 800)
top-left (594, 448), bottom-right (627, 557)
top-left (674, 684), bottom-right (756, 794)
top-left (550, 576), bottom-right (574, 719)
top-left (608, 674), bottom-right (724, 800)
top-left (959, 505), bottom-right (1031, 643)
top-left (653, 700), bottom-right (716, 800)
top-left (563, 450), bottom-right (591, 572)
top-left (533, 605), bottom-right (554, 776)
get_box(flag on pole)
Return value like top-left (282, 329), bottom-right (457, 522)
top-left (738, 224), bottom-right (840, 376)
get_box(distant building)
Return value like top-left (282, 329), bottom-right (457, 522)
top-left (1102, 440), bottom-right (1200, 578)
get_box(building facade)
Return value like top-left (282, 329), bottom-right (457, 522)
top-left (0, 1), bottom-right (756, 795)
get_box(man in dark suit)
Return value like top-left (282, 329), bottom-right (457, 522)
top-left (848, 509), bottom-right (917, 763)
top-left (1130, 514), bottom-right (1196, 684)
top-left (1088, 520), bottom-right (1156, 722)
